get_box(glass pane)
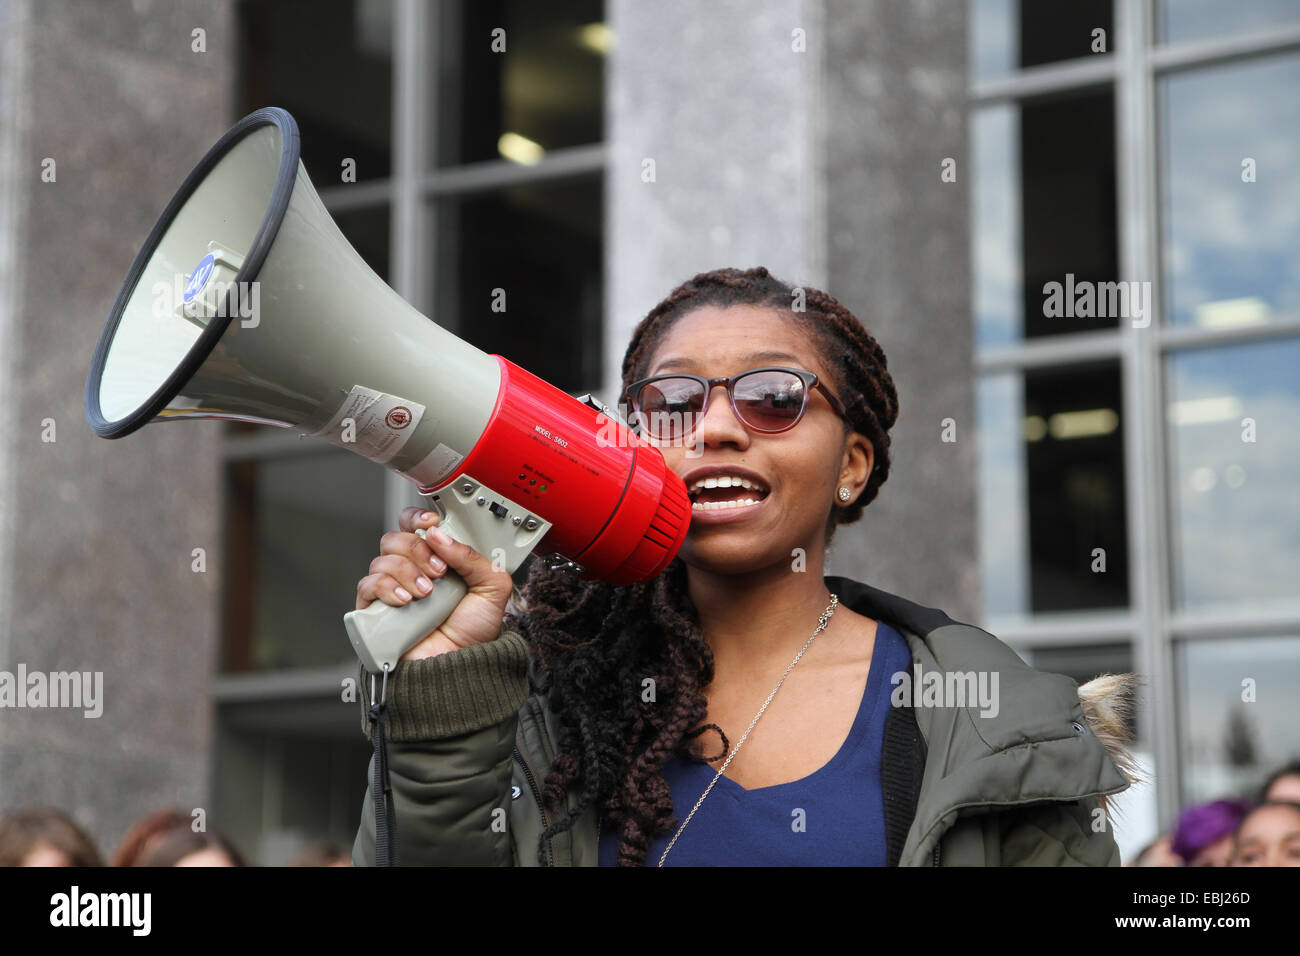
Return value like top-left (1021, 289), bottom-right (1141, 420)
top-left (970, 0), bottom-right (1114, 82)
top-left (971, 90), bottom-right (1119, 346)
top-left (431, 177), bottom-right (602, 392)
top-left (1178, 636), bottom-right (1300, 806)
top-left (1021, 90), bottom-right (1119, 338)
top-left (1161, 53), bottom-right (1300, 328)
top-left (978, 363), bottom-right (1129, 618)
top-left (223, 450), bottom-right (387, 672)
top-left (332, 206), bottom-right (391, 282)
top-left (238, 0), bottom-right (393, 184)
top-left (977, 374), bottom-right (1029, 615)
top-left (972, 106), bottom-right (1022, 348)
top-left (1167, 339), bottom-right (1300, 608)
top-left (434, 0), bottom-right (605, 168)
top-left (1160, 0), bottom-right (1300, 45)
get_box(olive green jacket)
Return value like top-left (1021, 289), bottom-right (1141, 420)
top-left (352, 576), bottom-right (1132, 866)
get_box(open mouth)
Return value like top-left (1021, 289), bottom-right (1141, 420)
top-left (687, 475), bottom-right (770, 512)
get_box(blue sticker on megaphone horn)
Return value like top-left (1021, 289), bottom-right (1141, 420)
top-left (182, 253), bottom-right (216, 303)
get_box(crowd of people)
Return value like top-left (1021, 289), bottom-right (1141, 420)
top-left (0, 807), bottom-right (349, 867)
top-left (4, 759), bottom-right (1297, 866)
top-left (1129, 760), bottom-right (1300, 867)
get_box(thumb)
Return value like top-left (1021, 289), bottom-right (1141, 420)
top-left (420, 525), bottom-right (512, 594)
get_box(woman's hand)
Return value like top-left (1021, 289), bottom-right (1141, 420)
top-left (354, 506), bottom-right (516, 661)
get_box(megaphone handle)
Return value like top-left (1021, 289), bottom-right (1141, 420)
top-left (344, 536), bottom-right (470, 676)
top-left (343, 476), bottom-right (552, 674)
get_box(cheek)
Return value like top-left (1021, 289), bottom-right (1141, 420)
top-left (649, 436), bottom-right (700, 475)
top-left (782, 448), bottom-right (840, 499)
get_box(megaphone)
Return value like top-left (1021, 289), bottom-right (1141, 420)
top-left (85, 107), bottom-right (691, 674)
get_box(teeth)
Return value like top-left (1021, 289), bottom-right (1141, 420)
top-left (689, 475), bottom-right (764, 495)
top-left (691, 498), bottom-right (761, 511)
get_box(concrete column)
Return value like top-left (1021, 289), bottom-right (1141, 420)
top-left (820, 0), bottom-right (975, 620)
top-left (0, 0), bottom-right (234, 856)
top-left (605, 0), bottom-right (827, 401)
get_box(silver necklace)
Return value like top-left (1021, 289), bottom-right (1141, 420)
top-left (657, 592), bottom-right (839, 866)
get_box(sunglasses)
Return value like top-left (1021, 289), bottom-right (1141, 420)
top-left (624, 366), bottom-right (848, 441)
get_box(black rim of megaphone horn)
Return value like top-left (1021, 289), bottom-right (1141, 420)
top-left (84, 106), bottom-right (301, 439)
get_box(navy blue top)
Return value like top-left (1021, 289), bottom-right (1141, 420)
top-left (598, 620), bottom-right (912, 866)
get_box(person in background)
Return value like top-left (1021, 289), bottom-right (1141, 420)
top-left (1229, 801), bottom-right (1300, 867)
top-left (288, 841), bottom-right (350, 866)
top-left (109, 808), bottom-right (193, 867)
top-left (1130, 834), bottom-right (1182, 866)
top-left (135, 827), bottom-right (247, 867)
top-left (0, 807), bottom-right (103, 866)
top-left (1171, 798), bottom-right (1253, 866)
top-left (1257, 759), bottom-right (1300, 804)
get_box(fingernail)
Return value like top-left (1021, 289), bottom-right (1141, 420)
top-left (428, 526), bottom-right (451, 545)
top-left (416, 576), bottom-right (432, 593)
top-left (420, 511), bottom-right (433, 522)
top-left (429, 556), bottom-right (447, 573)
top-left (395, 587), bottom-right (412, 601)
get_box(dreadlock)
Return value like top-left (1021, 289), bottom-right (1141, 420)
top-left (504, 266), bottom-right (899, 865)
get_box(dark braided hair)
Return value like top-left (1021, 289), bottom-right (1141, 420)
top-left (504, 266), bottom-right (899, 865)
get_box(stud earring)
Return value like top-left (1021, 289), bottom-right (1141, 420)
top-left (837, 486), bottom-right (852, 502)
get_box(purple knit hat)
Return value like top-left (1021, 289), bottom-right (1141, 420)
top-left (1170, 799), bottom-right (1253, 861)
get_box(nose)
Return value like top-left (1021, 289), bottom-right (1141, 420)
top-left (690, 382), bottom-right (750, 448)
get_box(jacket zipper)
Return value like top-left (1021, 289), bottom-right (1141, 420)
top-left (933, 843), bottom-right (941, 866)
top-left (513, 747), bottom-right (554, 866)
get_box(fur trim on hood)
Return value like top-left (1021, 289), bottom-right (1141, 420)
top-left (1077, 672), bottom-right (1144, 815)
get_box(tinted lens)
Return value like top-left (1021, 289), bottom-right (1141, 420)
top-left (733, 370), bottom-right (807, 430)
top-left (635, 377), bottom-right (705, 438)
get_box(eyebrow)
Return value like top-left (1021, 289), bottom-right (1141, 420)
top-left (651, 350), bottom-right (806, 375)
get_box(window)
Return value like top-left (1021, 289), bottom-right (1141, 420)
top-left (1166, 339), bottom-right (1300, 609)
top-left (977, 364), bottom-right (1128, 618)
top-left (971, 88), bottom-right (1120, 348)
top-left (969, 0), bottom-right (1300, 845)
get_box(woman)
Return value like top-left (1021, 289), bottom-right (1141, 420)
top-left (135, 827), bottom-right (246, 867)
top-left (351, 266), bottom-right (1137, 866)
top-left (109, 808), bottom-right (192, 867)
top-left (0, 807), bottom-right (102, 867)
top-left (1170, 798), bottom-right (1252, 866)
top-left (1228, 801), bottom-right (1300, 867)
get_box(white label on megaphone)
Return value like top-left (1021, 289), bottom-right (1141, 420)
top-left (311, 384), bottom-right (425, 463)
top-left (408, 442), bottom-right (466, 488)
